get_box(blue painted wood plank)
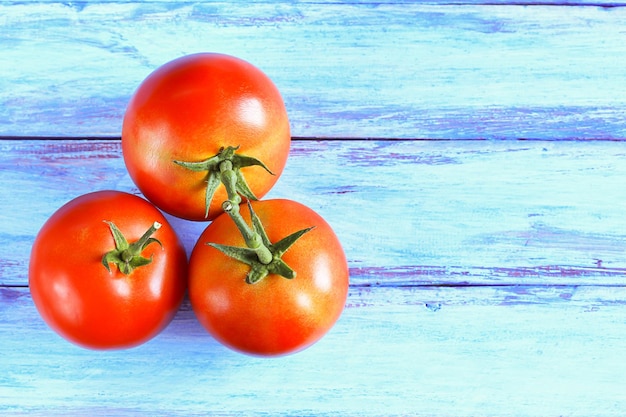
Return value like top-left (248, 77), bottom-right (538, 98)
top-left (10, 0), bottom-right (626, 4)
top-left (2, 285), bottom-right (626, 416)
top-left (2, 139), bottom-right (626, 287)
top-left (1, 2), bottom-right (626, 139)
top-left (2, 2), bottom-right (625, 415)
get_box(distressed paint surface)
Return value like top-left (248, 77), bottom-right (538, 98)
top-left (2, 0), bottom-right (626, 415)
top-left (2, 139), bottom-right (626, 287)
top-left (1, 2), bottom-right (626, 138)
top-left (2, 285), bottom-right (626, 416)
top-left (2, 138), bottom-right (626, 415)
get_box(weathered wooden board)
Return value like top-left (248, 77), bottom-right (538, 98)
top-left (2, 285), bottom-right (626, 416)
top-left (9, 0), bottom-right (626, 4)
top-left (2, 2), bottom-right (626, 139)
top-left (3, 1), bottom-right (626, 415)
top-left (2, 138), bottom-right (626, 287)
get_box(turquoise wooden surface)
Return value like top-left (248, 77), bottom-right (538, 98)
top-left (2, 0), bottom-right (626, 416)
top-left (2, 1), bottom-right (626, 139)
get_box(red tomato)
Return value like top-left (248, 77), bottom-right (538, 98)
top-left (121, 53), bottom-right (291, 221)
top-left (188, 199), bottom-right (349, 356)
top-left (29, 191), bottom-right (188, 350)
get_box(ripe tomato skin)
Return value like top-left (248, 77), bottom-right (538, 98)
top-left (122, 53), bottom-right (291, 221)
top-left (189, 199), bottom-right (349, 356)
top-left (29, 191), bottom-right (188, 350)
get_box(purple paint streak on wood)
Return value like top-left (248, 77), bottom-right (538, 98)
top-left (3, 139), bottom-right (626, 286)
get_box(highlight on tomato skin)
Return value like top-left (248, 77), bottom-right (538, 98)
top-left (188, 199), bottom-right (350, 357)
top-left (28, 190), bottom-right (189, 350)
top-left (121, 52), bottom-right (292, 221)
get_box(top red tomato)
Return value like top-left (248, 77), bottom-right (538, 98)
top-left (122, 53), bottom-right (291, 221)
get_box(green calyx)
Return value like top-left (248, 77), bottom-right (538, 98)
top-left (102, 221), bottom-right (162, 275)
top-left (173, 145), bottom-right (273, 219)
top-left (176, 145), bottom-right (313, 285)
top-left (208, 201), bottom-right (314, 284)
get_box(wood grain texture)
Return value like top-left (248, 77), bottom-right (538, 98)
top-left (3, 1), bottom-right (626, 415)
top-left (2, 2), bottom-right (626, 139)
top-left (2, 138), bottom-right (626, 287)
top-left (2, 285), bottom-right (626, 417)
top-left (10, 0), bottom-right (626, 4)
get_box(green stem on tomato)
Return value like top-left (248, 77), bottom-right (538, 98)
top-left (102, 221), bottom-right (162, 275)
top-left (207, 201), bottom-right (314, 284)
top-left (219, 160), bottom-right (273, 265)
top-left (176, 145), bottom-right (314, 284)
top-left (173, 145), bottom-right (273, 219)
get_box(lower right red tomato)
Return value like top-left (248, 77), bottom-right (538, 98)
top-left (188, 199), bottom-right (349, 356)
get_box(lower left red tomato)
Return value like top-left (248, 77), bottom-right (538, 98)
top-left (29, 190), bottom-right (188, 350)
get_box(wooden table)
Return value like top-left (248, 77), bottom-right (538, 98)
top-left (2, 1), bottom-right (625, 415)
